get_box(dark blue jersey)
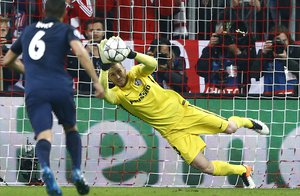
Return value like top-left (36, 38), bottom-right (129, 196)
top-left (11, 18), bottom-right (81, 94)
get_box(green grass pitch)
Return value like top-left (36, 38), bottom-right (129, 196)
top-left (1, 187), bottom-right (300, 196)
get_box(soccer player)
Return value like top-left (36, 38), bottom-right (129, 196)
top-left (98, 37), bottom-right (269, 189)
top-left (3, 0), bottom-right (104, 195)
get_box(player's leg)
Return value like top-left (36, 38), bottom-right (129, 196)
top-left (64, 126), bottom-right (90, 195)
top-left (63, 125), bottom-right (89, 195)
top-left (35, 130), bottom-right (52, 169)
top-left (227, 116), bottom-right (269, 135)
top-left (63, 126), bottom-right (81, 171)
top-left (190, 152), bottom-right (255, 188)
top-left (169, 135), bottom-right (255, 188)
top-left (181, 105), bottom-right (269, 135)
top-left (53, 91), bottom-right (89, 195)
top-left (26, 93), bottom-right (62, 196)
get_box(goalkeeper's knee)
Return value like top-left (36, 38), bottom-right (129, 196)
top-left (225, 118), bottom-right (239, 134)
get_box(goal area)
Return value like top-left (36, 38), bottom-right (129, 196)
top-left (0, 0), bottom-right (300, 188)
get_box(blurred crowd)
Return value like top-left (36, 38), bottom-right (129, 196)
top-left (0, 0), bottom-right (299, 96)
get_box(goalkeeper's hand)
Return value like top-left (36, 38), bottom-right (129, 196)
top-left (98, 36), bottom-right (137, 70)
top-left (97, 39), bottom-right (112, 70)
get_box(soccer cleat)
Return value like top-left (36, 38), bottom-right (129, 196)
top-left (248, 118), bottom-right (270, 135)
top-left (71, 169), bottom-right (90, 195)
top-left (42, 167), bottom-right (62, 196)
top-left (240, 165), bottom-right (256, 189)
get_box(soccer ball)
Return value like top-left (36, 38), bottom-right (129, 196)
top-left (103, 37), bottom-right (130, 62)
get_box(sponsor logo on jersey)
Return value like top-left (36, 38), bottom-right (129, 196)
top-left (129, 85), bottom-right (150, 104)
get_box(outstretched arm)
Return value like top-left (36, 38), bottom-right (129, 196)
top-left (3, 50), bottom-right (25, 73)
top-left (133, 52), bottom-right (158, 77)
top-left (99, 70), bottom-right (119, 104)
top-left (70, 39), bottom-right (104, 98)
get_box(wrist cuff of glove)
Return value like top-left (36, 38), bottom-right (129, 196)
top-left (101, 63), bottom-right (111, 71)
top-left (127, 50), bottom-right (137, 59)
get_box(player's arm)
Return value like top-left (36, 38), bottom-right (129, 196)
top-left (96, 38), bottom-right (119, 104)
top-left (98, 70), bottom-right (119, 104)
top-left (129, 52), bottom-right (158, 77)
top-left (3, 49), bottom-right (25, 73)
top-left (70, 39), bottom-right (104, 98)
top-left (3, 35), bottom-right (25, 73)
top-left (99, 36), bottom-right (157, 77)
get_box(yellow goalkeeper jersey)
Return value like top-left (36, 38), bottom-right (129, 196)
top-left (99, 54), bottom-right (189, 137)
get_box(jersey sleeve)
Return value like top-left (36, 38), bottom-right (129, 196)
top-left (10, 34), bottom-right (23, 55)
top-left (67, 26), bottom-right (81, 44)
top-left (99, 70), bottom-right (120, 104)
top-left (134, 52), bottom-right (157, 77)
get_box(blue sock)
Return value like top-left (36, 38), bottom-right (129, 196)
top-left (35, 139), bottom-right (51, 168)
top-left (66, 131), bottom-right (82, 170)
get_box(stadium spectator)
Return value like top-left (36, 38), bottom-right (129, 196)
top-left (268, 0), bottom-right (291, 30)
top-left (198, 0), bottom-right (262, 39)
top-left (297, 0), bottom-right (300, 40)
top-left (3, 0), bottom-right (104, 195)
top-left (104, 0), bottom-right (183, 41)
top-left (223, 0), bottom-right (262, 34)
top-left (0, 0), bottom-right (14, 20)
top-left (36, 0), bottom-right (93, 34)
top-left (147, 38), bottom-right (189, 94)
top-left (197, 0), bottom-right (224, 40)
top-left (14, 0), bottom-right (40, 37)
top-left (159, 0), bottom-right (188, 39)
top-left (252, 25), bottom-right (300, 95)
top-left (98, 36), bottom-right (270, 189)
top-left (0, 16), bottom-right (23, 92)
top-left (68, 18), bottom-right (105, 94)
top-left (94, 0), bottom-right (114, 38)
top-left (196, 22), bottom-right (256, 94)
top-left (65, 0), bottom-right (93, 32)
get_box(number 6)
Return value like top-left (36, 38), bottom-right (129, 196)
top-left (28, 30), bottom-right (46, 60)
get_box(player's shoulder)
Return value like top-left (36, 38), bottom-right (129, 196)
top-left (129, 64), bottom-right (154, 80)
top-left (128, 65), bottom-right (143, 77)
top-left (52, 21), bottom-right (75, 32)
top-left (129, 65), bottom-right (139, 73)
top-left (59, 23), bottom-right (82, 39)
top-left (22, 22), bottom-right (38, 33)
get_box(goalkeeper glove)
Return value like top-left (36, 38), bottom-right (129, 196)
top-left (97, 39), bottom-right (112, 71)
top-left (97, 39), bottom-right (111, 65)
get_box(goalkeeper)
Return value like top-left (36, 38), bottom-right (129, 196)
top-left (98, 37), bottom-right (269, 189)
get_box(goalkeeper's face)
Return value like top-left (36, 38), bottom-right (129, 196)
top-left (108, 63), bottom-right (128, 87)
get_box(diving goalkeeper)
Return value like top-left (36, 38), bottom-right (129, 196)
top-left (98, 37), bottom-right (269, 189)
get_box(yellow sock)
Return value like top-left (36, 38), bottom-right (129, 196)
top-left (212, 161), bottom-right (246, 176)
top-left (228, 116), bottom-right (253, 129)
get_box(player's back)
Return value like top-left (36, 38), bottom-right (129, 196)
top-left (18, 18), bottom-right (78, 94)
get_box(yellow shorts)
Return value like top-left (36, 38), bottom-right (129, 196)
top-left (165, 104), bottom-right (229, 164)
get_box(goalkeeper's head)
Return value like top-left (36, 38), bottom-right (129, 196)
top-left (108, 62), bottom-right (128, 88)
top-left (45, 0), bottom-right (66, 21)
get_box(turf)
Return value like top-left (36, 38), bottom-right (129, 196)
top-left (0, 187), bottom-right (300, 196)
